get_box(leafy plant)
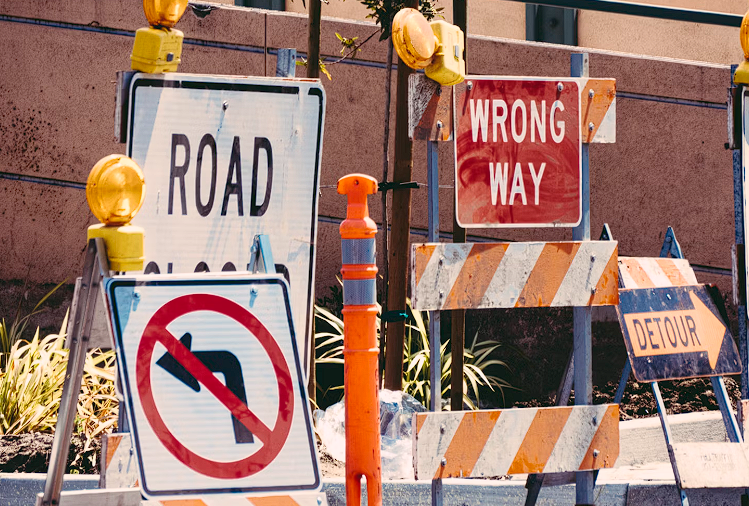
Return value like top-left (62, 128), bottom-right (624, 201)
top-left (0, 312), bottom-right (118, 443)
top-left (313, 298), bottom-right (513, 410)
top-left (359, 0), bottom-right (442, 41)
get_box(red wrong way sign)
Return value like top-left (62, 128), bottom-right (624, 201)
top-left (106, 275), bottom-right (320, 500)
top-left (455, 78), bottom-right (581, 228)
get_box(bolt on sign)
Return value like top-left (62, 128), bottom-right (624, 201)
top-left (616, 285), bottom-right (741, 382)
top-left (126, 73), bottom-right (325, 370)
top-left (455, 77), bottom-right (581, 228)
top-left (106, 275), bottom-right (320, 500)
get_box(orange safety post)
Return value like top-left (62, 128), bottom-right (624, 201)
top-left (337, 173), bottom-right (382, 506)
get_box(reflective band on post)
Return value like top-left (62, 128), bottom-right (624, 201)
top-left (342, 238), bottom-right (376, 265)
top-left (343, 278), bottom-right (377, 305)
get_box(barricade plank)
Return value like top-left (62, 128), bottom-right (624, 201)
top-left (413, 405), bottom-right (619, 480)
top-left (671, 443), bottom-right (749, 489)
top-left (411, 241), bottom-right (618, 310)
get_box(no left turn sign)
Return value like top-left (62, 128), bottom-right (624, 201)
top-left (107, 275), bottom-right (320, 499)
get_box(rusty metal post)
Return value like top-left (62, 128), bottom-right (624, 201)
top-left (338, 174), bottom-right (382, 506)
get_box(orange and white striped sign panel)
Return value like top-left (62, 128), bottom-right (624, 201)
top-left (618, 257), bottom-right (698, 289)
top-left (411, 241), bottom-right (618, 311)
top-left (579, 78), bottom-right (616, 144)
top-left (100, 433), bottom-right (139, 489)
top-left (141, 491), bottom-right (328, 505)
top-left (413, 405), bottom-right (619, 480)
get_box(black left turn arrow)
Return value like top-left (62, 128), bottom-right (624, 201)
top-left (157, 333), bottom-right (254, 444)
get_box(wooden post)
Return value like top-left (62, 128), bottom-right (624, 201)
top-left (450, 0), bottom-right (467, 411)
top-left (383, 54), bottom-right (414, 390)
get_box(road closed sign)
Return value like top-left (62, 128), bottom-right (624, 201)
top-left (126, 73), bottom-right (325, 368)
top-left (454, 77), bottom-right (581, 228)
top-left (106, 275), bottom-right (320, 499)
top-left (617, 285), bottom-right (741, 381)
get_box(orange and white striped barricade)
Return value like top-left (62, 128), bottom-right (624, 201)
top-left (411, 241), bottom-right (619, 311)
top-left (413, 406), bottom-right (619, 494)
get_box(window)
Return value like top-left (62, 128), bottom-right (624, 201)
top-left (526, 5), bottom-right (577, 45)
top-left (235, 0), bottom-right (285, 11)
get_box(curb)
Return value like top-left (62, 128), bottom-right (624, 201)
top-left (3, 473), bottom-right (745, 506)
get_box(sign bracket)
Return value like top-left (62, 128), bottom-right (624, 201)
top-left (248, 234), bottom-right (277, 275)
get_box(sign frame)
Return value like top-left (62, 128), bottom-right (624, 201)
top-left (106, 274), bottom-right (321, 499)
top-left (454, 76), bottom-right (582, 229)
top-left (126, 73), bottom-right (326, 369)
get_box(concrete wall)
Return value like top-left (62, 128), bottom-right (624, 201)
top-left (0, 0), bottom-right (736, 303)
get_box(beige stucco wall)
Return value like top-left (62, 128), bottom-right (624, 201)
top-left (285, 0), bottom-right (746, 65)
top-left (0, 0), bottom-right (737, 305)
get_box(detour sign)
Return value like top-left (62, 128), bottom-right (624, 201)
top-left (616, 285), bottom-right (741, 382)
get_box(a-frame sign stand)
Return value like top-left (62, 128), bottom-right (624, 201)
top-left (611, 226), bottom-right (749, 505)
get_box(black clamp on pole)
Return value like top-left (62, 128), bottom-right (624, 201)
top-left (378, 181), bottom-right (419, 192)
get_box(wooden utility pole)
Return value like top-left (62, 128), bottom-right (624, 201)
top-left (383, 0), bottom-right (419, 391)
top-left (450, 0), bottom-right (467, 411)
top-left (307, 0), bottom-right (321, 404)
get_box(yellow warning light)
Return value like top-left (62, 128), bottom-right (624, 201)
top-left (131, 0), bottom-right (187, 73)
top-left (86, 155), bottom-right (146, 272)
top-left (143, 0), bottom-right (188, 28)
top-left (735, 10), bottom-right (749, 84)
top-left (392, 8), bottom-right (465, 86)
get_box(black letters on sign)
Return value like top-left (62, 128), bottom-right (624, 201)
top-left (195, 134), bottom-right (217, 217)
top-left (221, 136), bottom-right (244, 216)
top-left (169, 134), bottom-right (190, 215)
top-left (251, 137), bottom-right (273, 217)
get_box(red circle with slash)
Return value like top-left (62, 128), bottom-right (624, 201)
top-left (136, 293), bottom-right (294, 479)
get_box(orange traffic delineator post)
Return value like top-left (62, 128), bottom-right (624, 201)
top-left (337, 173), bottom-right (382, 506)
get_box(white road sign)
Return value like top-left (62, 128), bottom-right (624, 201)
top-left (106, 274), bottom-right (320, 499)
top-left (127, 73), bottom-right (325, 368)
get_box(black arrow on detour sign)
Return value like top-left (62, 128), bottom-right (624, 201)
top-left (156, 333), bottom-right (254, 444)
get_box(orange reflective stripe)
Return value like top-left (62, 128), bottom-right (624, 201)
top-left (655, 258), bottom-right (689, 286)
top-left (439, 411), bottom-right (500, 479)
top-left (516, 243), bottom-right (580, 307)
top-left (443, 243), bottom-right (507, 310)
top-left (593, 244), bottom-right (619, 304)
top-left (579, 405), bottom-right (619, 470)
top-left (413, 244), bottom-right (437, 287)
top-left (507, 407), bottom-right (572, 474)
top-left (248, 496), bottom-right (299, 505)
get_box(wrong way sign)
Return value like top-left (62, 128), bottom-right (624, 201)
top-left (106, 275), bottom-right (320, 499)
top-left (126, 73), bottom-right (325, 369)
top-left (454, 77), bottom-right (581, 228)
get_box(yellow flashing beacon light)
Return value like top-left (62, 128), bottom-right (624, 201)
top-left (392, 8), bottom-right (465, 86)
top-left (131, 0), bottom-right (188, 74)
top-left (86, 155), bottom-right (146, 272)
top-left (737, 10), bottom-right (749, 84)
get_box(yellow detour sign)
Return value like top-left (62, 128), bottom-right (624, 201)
top-left (616, 285), bottom-right (741, 381)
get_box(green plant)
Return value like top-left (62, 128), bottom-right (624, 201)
top-left (0, 312), bottom-right (118, 441)
top-left (313, 298), bottom-right (513, 410)
top-left (0, 279), bottom-right (67, 362)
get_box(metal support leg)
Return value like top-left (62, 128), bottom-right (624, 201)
top-left (431, 478), bottom-right (443, 506)
top-left (41, 239), bottom-right (108, 506)
top-left (613, 359), bottom-right (632, 404)
top-left (711, 375), bottom-right (743, 443)
top-left (427, 140), bottom-right (441, 412)
top-left (652, 382), bottom-right (689, 506)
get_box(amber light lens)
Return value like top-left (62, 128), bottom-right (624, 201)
top-left (86, 155), bottom-right (145, 225)
top-left (143, 0), bottom-right (188, 28)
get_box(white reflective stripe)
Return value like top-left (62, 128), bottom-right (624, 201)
top-left (414, 243), bottom-right (472, 310)
top-left (472, 408), bottom-right (538, 476)
top-left (544, 404), bottom-right (607, 472)
top-left (414, 413), bottom-right (463, 479)
top-left (343, 278), bottom-right (377, 305)
top-left (480, 242), bottom-right (544, 308)
top-left (341, 238), bottom-right (376, 265)
top-left (640, 257), bottom-right (674, 287)
top-left (674, 259), bottom-right (698, 284)
top-left (552, 242), bottom-right (615, 306)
